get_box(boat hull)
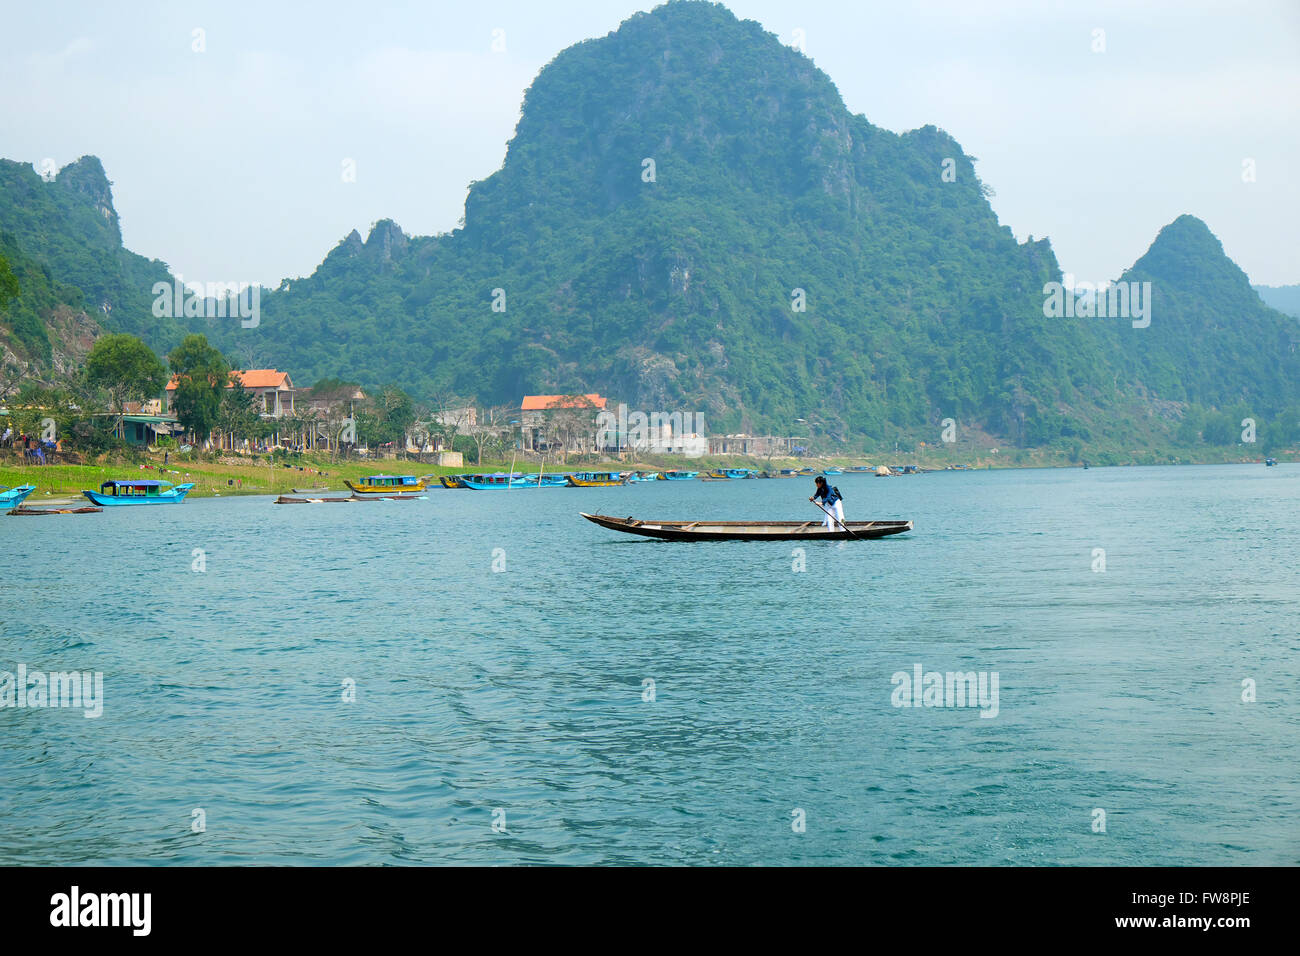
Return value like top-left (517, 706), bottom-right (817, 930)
top-left (581, 513), bottom-right (913, 541)
top-left (566, 476), bottom-right (627, 487)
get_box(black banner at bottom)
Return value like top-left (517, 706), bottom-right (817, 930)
top-left (0, 865), bottom-right (1274, 942)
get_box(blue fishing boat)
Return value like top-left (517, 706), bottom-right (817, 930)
top-left (627, 471), bottom-right (659, 482)
top-left (657, 471), bottom-right (699, 481)
top-left (0, 485), bottom-right (37, 508)
top-left (824, 467), bottom-right (843, 476)
top-left (505, 473), bottom-right (569, 488)
top-left (707, 468), bottom-right (756, 479)
top-left (82, 480), bottom-right (195, 506)
top-left (458, 472), bottom-right (521, 489)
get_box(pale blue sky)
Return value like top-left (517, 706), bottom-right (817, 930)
top-left (2, 0), bottom-right (1297, 287)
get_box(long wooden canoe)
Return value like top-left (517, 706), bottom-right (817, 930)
top-left (274, 494), bottom-right (425, 504)
top-left (581, 512), bottom-right (913, 541)
top-left (7, 505), bottom-right (103, 516)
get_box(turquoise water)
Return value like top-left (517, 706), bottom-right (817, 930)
top-left (1, 464), bottom-right (1297, 865)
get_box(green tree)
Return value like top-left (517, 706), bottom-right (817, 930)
top-left (0, 252), bottom-right (18, 306)
top-left (84, 333), bottom-right (168, 414)
top-left (167, 334), bottom-right (230, 442)
top-left (215, 379), bottom-right (260, 445)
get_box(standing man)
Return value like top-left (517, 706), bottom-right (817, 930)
top-left (810, 475), bottom-right (844, 530)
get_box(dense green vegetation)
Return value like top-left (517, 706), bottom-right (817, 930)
top-left (1, 1), bottom-right (1296, 459)
top-left (0, 232), bottom-right (87, 365)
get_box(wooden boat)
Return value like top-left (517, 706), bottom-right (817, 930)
top-left (274, 493), bottom-right (424, 504)
top-left (657, 471), bottom-right (699, 481)
top-left (438, 475), bottom-right (466, 488)
top-left (824, 467), bottom-right (843, 475)
top-left (345, 474), bottom-right (429, 494)
top-left (0, 485), bottom-right (37, 508)
top-left (626, 471), bottom-right (660, 482)
top-left (581, 513), bottom-right (913, 541)
top-left (504, 473), bottom-right (571, 488)
top-left (1265, 458), bottom-right (1277, 467)
top-left (8, 505), bottom-right (102, 516)
top-left (83, 480), bottom-right (195, 506)
top-left (566, 472), bottom-right (627, 487)
top-left (458, 472), bottom-right (516, 489)
top-left (707, 468), bottom-right (756, 479)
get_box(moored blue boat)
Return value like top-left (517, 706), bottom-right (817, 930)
top-left (82, 480), bottom-right (195, 506)
top-left (0, 485), bottom-right (37, 508)
top-left (657, 471), bottom-right (699, 481)
top-left (824, 467), bottom-right (843, 475)
top-left (458, 472), bottom-right (522, 489)
top-left (503, 473), bottom-right (570, 488)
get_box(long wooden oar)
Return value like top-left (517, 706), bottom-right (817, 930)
top-left (811, 497), bottom-right (858, 538)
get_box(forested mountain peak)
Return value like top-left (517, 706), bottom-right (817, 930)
top-left (2, 1), bottom-right (1296, 456)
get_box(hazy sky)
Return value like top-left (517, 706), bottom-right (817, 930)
top-left (3, 0), bottom-right (1297, 287)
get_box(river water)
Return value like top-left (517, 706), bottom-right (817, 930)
top-left (1, 464), bottom-right (1296, 864)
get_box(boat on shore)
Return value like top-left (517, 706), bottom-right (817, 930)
top-left (581, 512), bottom-right (913, 541)
top-left (0, 485), bottom-right (36, 508)
top-left (566, 472), bottom-right (627, 487)
top-left (82, 480), bottom-right (195, 506)
top-left (657, 470), bottom-right (699, 481)
top-left (345, 474), bottom-right (429, 494)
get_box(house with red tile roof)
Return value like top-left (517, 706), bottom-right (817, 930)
top-left (166, 369), bottom-right (296, 418)
top-left (519, 394), bottom-right (608, 453)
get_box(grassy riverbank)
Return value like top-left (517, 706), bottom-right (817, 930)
top-left (3, 444), bottom-right (1291, 501)
top-left (0, 457), bottom-right (468, 499)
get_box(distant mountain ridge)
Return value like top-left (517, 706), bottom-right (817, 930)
top-left (1254, 284), bottom-right (1300, 319)
top-left (2, 0), bottom-right (1296, 453)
